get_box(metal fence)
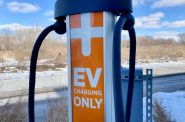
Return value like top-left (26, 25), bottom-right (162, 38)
top-left (121, 68), bottom-right (153, 122)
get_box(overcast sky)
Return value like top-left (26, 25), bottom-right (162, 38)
top-left (0, 0), bottom-right (185, 40)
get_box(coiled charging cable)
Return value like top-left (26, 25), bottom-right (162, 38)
top-left (113, 13), bottom-right (136, 122)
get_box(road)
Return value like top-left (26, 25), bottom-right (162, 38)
top-left (143, 74), bottom-right (185, 93)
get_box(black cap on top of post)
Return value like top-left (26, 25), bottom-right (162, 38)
top-left (54, 0), bottom-right (133, 19)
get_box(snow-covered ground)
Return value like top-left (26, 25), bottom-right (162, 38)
top-left (123, 60), bottom-right (185, 76)
top-left (1, 60), bottom-right (185, 90)
top-left (0, 59), bottom-right (55, 68)
top-left (0, 59), bottom-right (68, 93)
top-left (1, 59), bottom-right (185, 81)
top-left (0, 69), bottom-right (67, 81)
top-left (143, 91), bottom-right (185, 122)
top-left (1, 59), bottom-right (185, 95)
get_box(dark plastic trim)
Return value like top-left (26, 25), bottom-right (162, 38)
top-left (55, 0), bottom-right (132, 19)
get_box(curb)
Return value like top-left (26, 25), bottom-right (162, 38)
top-left (0, 86), bottom-right (67, 99)
top-left (153, 72), bottom-right (185, 78)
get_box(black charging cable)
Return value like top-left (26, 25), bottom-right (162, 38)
top-left (113, 13), bottom-right (136, 122)
top-left (113, 15), bottom-right (127, 122)
top-left (28, 20), bottom-right (66, 122)
top-left (126, 27), bottom-right (136, 122)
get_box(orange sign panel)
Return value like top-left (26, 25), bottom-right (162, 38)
top-left (70, 12), bottom-right (104, 122)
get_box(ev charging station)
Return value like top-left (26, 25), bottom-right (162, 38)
top-left (66, 12), bottom-right (116, 122)
top-left (28, 0), bottom-right (150, 122)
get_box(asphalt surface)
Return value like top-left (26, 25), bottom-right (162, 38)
top-left (144, 74), bottom-right (185, 93)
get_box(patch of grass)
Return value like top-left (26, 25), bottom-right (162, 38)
top-left (122, 40), bottom-right (185, 62)
top-left (0, 28), bottom-right (67, 63)
top-left (45, 96), bottom-right (68, 122)
top-left (0, 94), bottom-right (27, 122)
top-left (153, 99), bottom-right (175, 122)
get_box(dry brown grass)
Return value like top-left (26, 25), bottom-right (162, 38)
top-left (0, 28), bottom-right (67, 63)
top-left (0, 95), bottom-right (68, 122)
top-left (0, 94), bottom-right (27, 122)
top-left (0, 29), bottom-right (185, 65)
top-left (122, 45), bottom-right (185, 61)
top-left (122, 37), bottom-right (185, 62)
top-left (0, 89), bottom-right (68, 122)
top-left (153, 99), bottom-right (175, 122)
top-left (45, 96), bottom-right (68, 122)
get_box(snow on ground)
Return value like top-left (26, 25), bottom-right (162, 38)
top-left (0, 59), bottom-right (68, 81)
top-left (0, 90), bottom-right (66, 107)
top-left (122, 60), bottom-right (185, 69)
top-left (1, 59), bottom-right (185, 81)
top-left (136, 61), bottom-right (185, 69)
top-left (0, 59), bottom-right (55, 68)
top-left (143, 91), bottom-right (185, 122)
top-left (122, 60), bottom-right (185, 76)
top-left (0, 59), bottom-right (19, 67)
top-left (0, 69), bottom-right (67, 81)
